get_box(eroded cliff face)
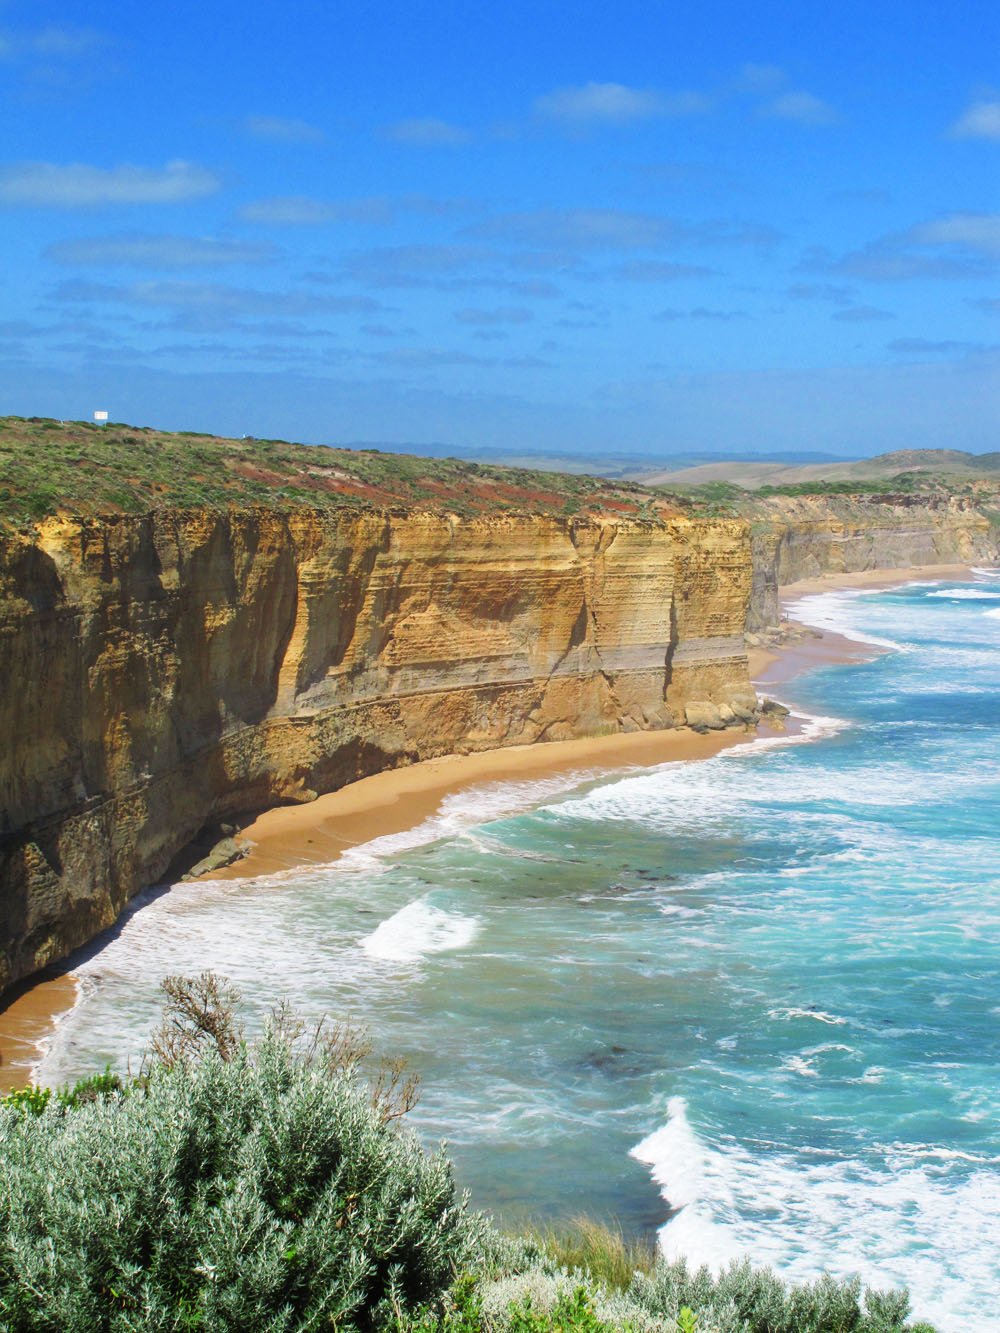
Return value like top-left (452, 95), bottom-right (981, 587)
top-left (748, 492), bottom-right (1000, 629)
top-left (0, 507), bottom-right (753, 991)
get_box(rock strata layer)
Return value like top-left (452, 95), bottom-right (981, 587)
top-left (0, 508), bottom-right (753, 991)
top-left (748, 492), bottom-right (1000, 629)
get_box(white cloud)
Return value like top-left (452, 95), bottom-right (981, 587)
top-left (911, 213), bottom-right (1000, 254)
top-left (242, 115), bottom-right (325, 144)
top-left (0, 160), bottom-right (222, 207)
top-left (55, 278), bottom-right (380, 318)
top-left (454, 307), bottom-right (533, 325)
top-left (950, 99), bottom-right (1000, 140)
top-left (736, 63), bottom-right (786, 92)
top-left (615, 260), bottom-right (716, 281)
top-left (831, 305), bottom-right (893, 323)
top-left (382, 118), bottom-right (471, 145)
top-left (240, 195), bottom-right (392, 225)
top-left (802, 213), bottom-right (1000, 281)
top-left (763, 91), bottom-right (838, 125)
top-left (44, 234), bottom-right (276, 268)
top-left (535, 81), bottom-right (672, 125)
top-left (469, 208), bottom-right (682, 249)
top-left (0, 23), bottom-right (107, 61)
top-left (240, 194), bottom-right (469, 226)
top-left (468, 209), bottom-right (777, 252)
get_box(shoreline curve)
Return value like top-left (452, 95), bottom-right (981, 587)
top-left (0, 560), bottom-right (979, 1093)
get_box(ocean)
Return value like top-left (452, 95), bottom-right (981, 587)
top-left (37, 573), bottom-right (1000, 1332)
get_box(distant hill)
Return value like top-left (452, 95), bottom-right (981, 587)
top-left (633, 448), bottom-right (1000, 490)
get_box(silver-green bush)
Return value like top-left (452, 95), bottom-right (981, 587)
top-left (0, 1037), bottom-right (482, 1331)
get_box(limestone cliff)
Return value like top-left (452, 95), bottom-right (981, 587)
top-left (747, 491), bottom-right (1000, 629)
top-left (0, 508), bottom-right (753, 992)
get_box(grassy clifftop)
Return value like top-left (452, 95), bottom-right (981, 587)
top-left (0, 417), bottom-right (681, 530)
top-left (4, 415), bottom-right (995, 535)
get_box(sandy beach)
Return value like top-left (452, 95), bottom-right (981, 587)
top-left (0, 560), bottom-right (982, 1093)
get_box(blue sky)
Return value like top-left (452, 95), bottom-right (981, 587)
top-left (1, 0), bottom-right (998, 457)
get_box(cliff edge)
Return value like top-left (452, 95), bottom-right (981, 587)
top-left (0, 421), bottom-right (756, 991)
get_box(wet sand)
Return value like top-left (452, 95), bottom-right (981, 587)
top-left (782, 562), bottom-right (975, 596)
top-left (209, 724), bottom-right (765, 882)
top-left (0, 559), bottom-right (985, 1092)
top-left (0, 972), bottom-right (80, 1094)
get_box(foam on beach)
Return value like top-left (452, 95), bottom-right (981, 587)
top-left (785, 589), bottom-right (906, 650)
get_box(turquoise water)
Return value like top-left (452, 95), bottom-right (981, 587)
top-left (40, 575), bottom-right (1000, 1331)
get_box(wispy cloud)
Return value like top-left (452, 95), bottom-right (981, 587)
top-left (804, 213), bottom-right (1000, 281)
top-left (735, 63), bottom-right (786, 93)
top-left (454, 307), bottom-right (533, 325)
top-left (341, 243), bottom-right (493, 286)
top-left (468, 208), bottom-right (777, 251)
top-left (654, 306), bottom-right (746, 322)
top-left (240, 195), bottom-right (395, 225)
top-left (615, 260), bottom-right (716, 281)
top-left (831, 305), bottom-right (893, 323)
top-left (888, 337), bottom-right (987, 356)
top-left (761, 91), bottom-right (838, 125)
top-left (534, 81), bottom-right (709, 126)
top-left (949, 99), bottom-right (1000, 140)
top-left (0, 160), bottom-right (222, 207)
top-left (805, 244), bottom-right (984, 281)
top-left (241, 115), bottom-right (325, 144)
top-left (467, 209), bottom-right (680, 249)
top-left (45, 234), bottom-right (276, 268)
top-left (239, 193), bottom-right (469, 226)
top-left (0, 23), bottom-right (108, 62)
top-left (910, 213), bottom-right (1000, 254)
top-left (382, 117), bottom-right (472, 145)
top-left (786, 283), bottom-right (855, 302)
top-left (55, 278), bottom-right (380, 318)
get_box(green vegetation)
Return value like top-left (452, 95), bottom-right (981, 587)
top-left (4, 415), bottom-right (997, 532)
top-left (755, 474), bottom-right (925, 498)
top-left (0, 976), bottom-right (937, 1332)
top-left (0, 416), bottom-right (671, 530)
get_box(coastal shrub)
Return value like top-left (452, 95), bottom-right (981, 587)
top-left (0, 1036), bottom-right (481, 1331)
top-left (621, 1256), bottom-right (929, 1333)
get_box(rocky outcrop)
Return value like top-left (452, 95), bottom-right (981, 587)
top-left (747, 492), bottom-right (1000, 629)
top-left (0, 507), bottom-right (754, 991)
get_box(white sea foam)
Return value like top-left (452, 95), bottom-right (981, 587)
top-left (971, 566), bottom-right (1000, 578)
top-left (780, 1054), bottom-right (819, 1077)
top-left (631, 1097), bottom-right (706, 1210)
top-left (632, 1100), bottom-right (1000, 1333)
top-left (927, 588), bottom-right (1000, 600)
top-left (768, 1006), bottom-right (847, 1026)
top-left (334, 774), bottom-right (600, 871)
top-left (360, 899), bottom-right (479, 963)
top-left (983, 607), bottom-right (1000, 621)
top-left (785, 590), bottom-right (905, 650)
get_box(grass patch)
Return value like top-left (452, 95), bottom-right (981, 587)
top-left (522, 1217), bottom-right (659, 1291)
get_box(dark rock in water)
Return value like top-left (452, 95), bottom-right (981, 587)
top-left (580, 1044), bottom-right (645, 1077)
top-left (181, 836), bottom-right (250, 880)
top-left (760, 698), bottom-right (791, 717)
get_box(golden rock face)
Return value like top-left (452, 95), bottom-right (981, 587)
top-left (0, 508), bottom-right (754, 990)
top-left (747, 492), bottom-right (1000, 629)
